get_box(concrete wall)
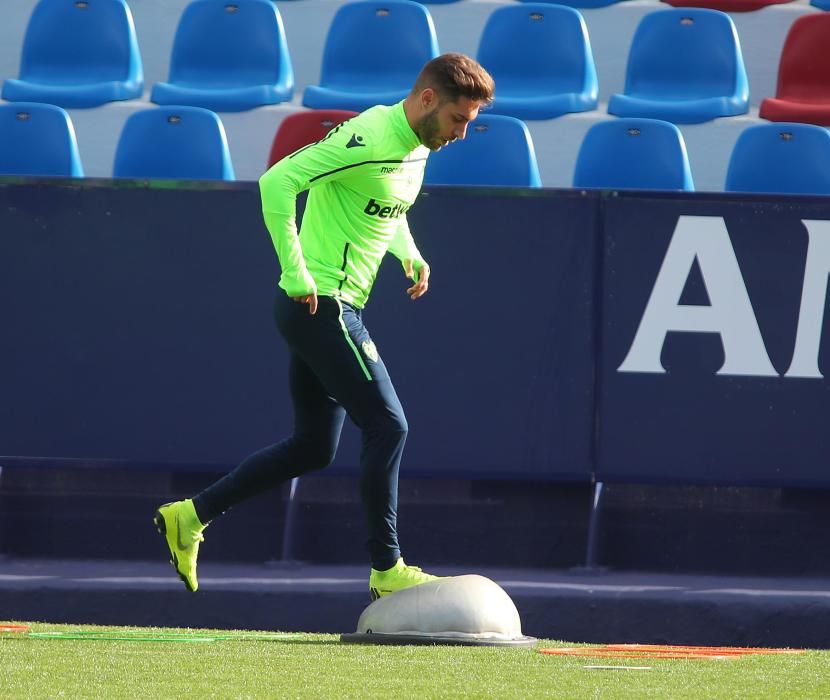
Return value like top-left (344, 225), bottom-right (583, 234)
top-left (0, 0), bottom-right (820, 189)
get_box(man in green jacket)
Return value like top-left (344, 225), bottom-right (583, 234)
top-left (155, 53), bottom-right (495, 600)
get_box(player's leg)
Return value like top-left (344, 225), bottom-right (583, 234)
top-left (192, 354), bottom-right (346, 524)
top-left (282, 295), bottom-right (440, 597)
top-left (335, 348), bottom-right (441, 599)
top-left (155, 350), bottom-right (346, 592)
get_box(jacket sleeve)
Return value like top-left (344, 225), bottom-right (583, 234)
top-left (387, 215), bottom-right (427, 281)
top-left (258, 121), bottom-right (368, 296)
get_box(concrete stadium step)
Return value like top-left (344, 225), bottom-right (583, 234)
top-left (2, 558), bottom-right (829, 649)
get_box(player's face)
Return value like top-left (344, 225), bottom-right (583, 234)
top-left (417, 96), bottom-right (482, 152)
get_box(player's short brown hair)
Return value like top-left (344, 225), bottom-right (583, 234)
top-left (412, 53), bottom-right (495, 105)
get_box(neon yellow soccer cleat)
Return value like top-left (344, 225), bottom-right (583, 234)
top-left (153, 499), bottom-right (206, 592)
top-left (369, 557), bottom-right (441, 601)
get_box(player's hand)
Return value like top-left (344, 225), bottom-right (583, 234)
top-left (291, 293), bottom-right (318, 315)
top-left (404, 260), bottom-right (430, 300)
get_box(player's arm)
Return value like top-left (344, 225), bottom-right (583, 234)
top-left (388, 216), bottom-right (430, 299)
top-left (258, 123), bottom-right (369, 300)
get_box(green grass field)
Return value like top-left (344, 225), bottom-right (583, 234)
top-left (1, 622), bottom-right (827, 699)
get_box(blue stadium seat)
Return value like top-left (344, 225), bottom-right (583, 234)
top-left (423, 115), bottom-right (542, 187)
top-left (0, 102), bottom-right (83, 177)
top-left (664, 0), bottom-right (796, 10)
top-left (151, 0), bottom-right (293, 112)
top-left (812, 0), bottom-right (830, 8)
top-left (608, 9), bottom-right (749, 124)
top-left (113, 106), bottom-right (235, 181)
top-left (519, 0), bottom-right (631, 9)
top-left (302, 0), bottom-right (439, 111)
top-left (1, 0), bottom-right (143, 108)
top-left (573, 118), bottom-right (694, 190)
top-left (725, 123), bottom-right (830, 196)
top-left (477, 4), bottom-right (598, 120)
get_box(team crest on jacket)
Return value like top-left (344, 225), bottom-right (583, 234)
top-left (362, 340), bottom-right (379, 363)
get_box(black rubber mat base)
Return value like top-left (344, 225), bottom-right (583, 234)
top-left (340, 632), bottom-right (538, 647)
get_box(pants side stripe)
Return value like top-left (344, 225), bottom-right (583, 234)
top-left (335, 298), bottom-right (372, 381)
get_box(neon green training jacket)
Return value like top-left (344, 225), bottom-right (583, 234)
top-left (259, 101), bottom-right (430, 310)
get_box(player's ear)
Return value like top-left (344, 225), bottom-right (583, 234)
top-left (420, 87), bottom-right (438, 110)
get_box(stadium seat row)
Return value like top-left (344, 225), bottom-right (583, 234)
top-left (2, 0), bottom-right (830, 127)
top-left (427, 115), bottom-right (830, 195)
top-left (424, 0), bottom-right (830, 8)
top-left (3, 101), bottom-right (829, 196)
top-left (513, 0), bottom-right (830, 7)
top-left (0, 103), bottom-right (234, 180)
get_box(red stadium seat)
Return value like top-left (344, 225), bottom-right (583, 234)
top-left (661, 0), bottom-right (794, 12)
top-left (267, 109), bottom-right (358, 168)
top-left (759, 15), bottom-right (830, 126)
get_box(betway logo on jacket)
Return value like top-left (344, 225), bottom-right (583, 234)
top-left (364, 198), bottom-right (410, 219)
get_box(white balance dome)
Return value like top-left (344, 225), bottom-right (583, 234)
top-left (341, 574), bottom-right (537, 647)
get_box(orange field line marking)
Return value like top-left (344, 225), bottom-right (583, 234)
top-left (606, 644), bottom-right (805, 655)
top-left (539, 644), bottom-right (806, 660)
top-left (540, 648), bottom-right (738, 660)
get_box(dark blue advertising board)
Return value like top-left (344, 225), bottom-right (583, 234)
top-left (598, 192), bottom-right (830, 487)
top-left (346, 187), bottom-right (598, 480)
top-left (0, 181), bottom-right (284, 468)
top-left (0, 181), bottom-right (596, 482)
